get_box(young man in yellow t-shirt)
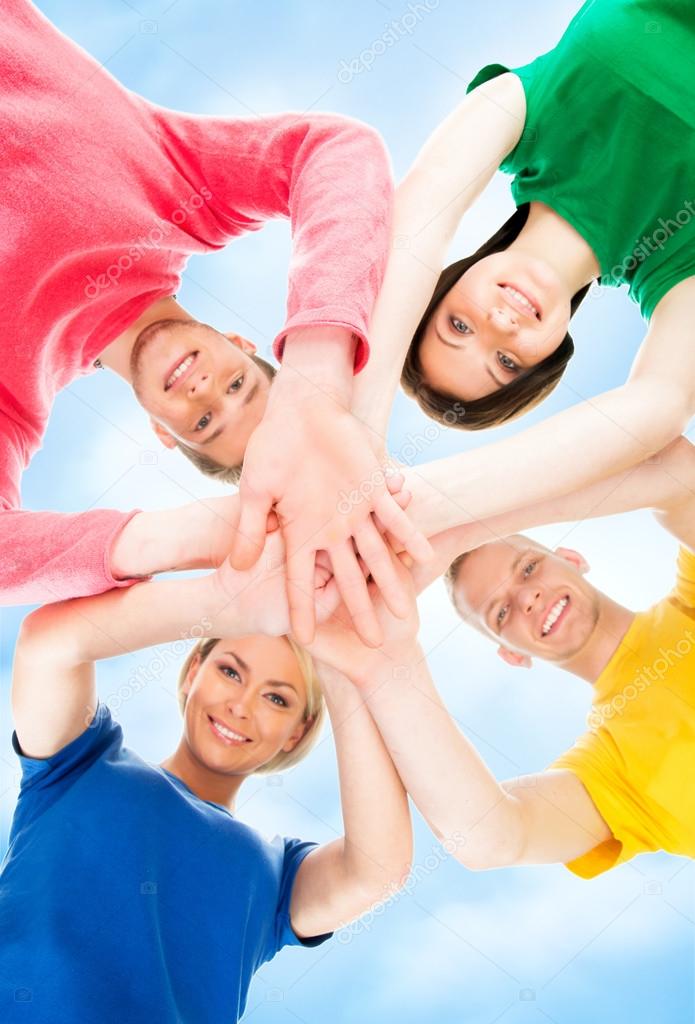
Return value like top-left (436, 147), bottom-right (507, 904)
top-left (309, 436), bottom-right (695, 878)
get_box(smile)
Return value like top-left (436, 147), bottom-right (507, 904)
top-left (500, 284), bottom-right (541, 320)
top-left (207, 714), bottom-right (250, 745)
top-left (164, 351), bottom-right (198, 391)
top-left (541, 596), bottom-right (569, 637)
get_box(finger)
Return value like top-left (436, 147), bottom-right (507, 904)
top-left (314, 577), bottom-right (342, 625)
top-left (230, 486), bottom-right (274, 570)
top-left (286, 543), bottom-right (317, 645)
top-left (373, 492), bottom-right (433, 564)
top-left (330, 541), bottom-right (383, 647)
top-left (353, 518), bottom-right (410, 619)
top-left (384, 470), bottom-right (405, 495)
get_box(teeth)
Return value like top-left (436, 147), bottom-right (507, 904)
top-left (166, 354), bottom-right (195, 389)
top-left (542, 597), bottom-right (568, 636)
top-left (503, 285), bottom-right (539, 318)
top-left (211, 718), bottom-right (246, 742)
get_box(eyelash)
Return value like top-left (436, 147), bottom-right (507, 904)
top-left (497, 352), bottom-right (519, 373)
top-left (194, 376), bottom-right (245, 432)
top-left (496, 560), bottom-right (539, 627)
top-left (218, 664), bottom-right (288, 708)
top-left (450, 317), bottom-right (473, 335)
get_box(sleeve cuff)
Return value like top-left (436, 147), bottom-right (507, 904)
top-left (273, 314), bottom-right (370, 374)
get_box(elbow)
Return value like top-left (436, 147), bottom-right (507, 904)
top-left (626, 377), bottom-right (693, 448)
top-left (431, 822), bottom-right (525, 873)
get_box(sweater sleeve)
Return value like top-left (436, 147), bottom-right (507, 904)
top-left (0, 419), bottom-right (143, 606)
top-left (151, 109), bottom-right (394, 372)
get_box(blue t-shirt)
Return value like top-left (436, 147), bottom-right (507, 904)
top-left (0, 705), bottom-right (330, 1023)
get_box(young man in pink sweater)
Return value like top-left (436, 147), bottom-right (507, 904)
top-left (1, 0), bottom-right (429, 641)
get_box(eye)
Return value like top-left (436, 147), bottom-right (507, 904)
top-left (228, 375), bottom-right (244, 393)
top-left (265, 692), bottom-right (288, 708)
top-left (219, 665), bottom-right (241, 682)
top-left (496, 604), bottom-right (509, 628)
top-left (195, 412), bottom-right (212, 432)
top-left (450, 317), bottom-right (473, 335)
top-left (497, 351), bottom-right (519, 373)
top-left (522, 559), bottom-right (538, 578)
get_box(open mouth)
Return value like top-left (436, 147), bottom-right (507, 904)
top-left (164, 351), bottom-right (198, 391)
top-left (207, 714), bottom-right (250, 746)
top-left (500, 283), bottom-right (541, 320)
top-left (540, 595), bottom-right (570, 638)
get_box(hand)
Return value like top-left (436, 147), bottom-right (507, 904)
top-left (208, 532), bottom-right (340, 638)
top-left (230, 394), bottom-right (432, 647)
top-left (306, 548), bottom-right (421, 686)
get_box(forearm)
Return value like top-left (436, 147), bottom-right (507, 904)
top-left (110, 495), bottom-right (242, 579)
top-left (321, 664), bottom-right (411, 897)
top-left (405, 435), bottom-right (695, 587)
top-left (18, 573), bottom-right (230, 669)
top-left (361, 649), bottom-right (525, 868)
top-left (275, 326), bottom-right (356, 408)
top-left (407, 380), bottom-right (690, 536)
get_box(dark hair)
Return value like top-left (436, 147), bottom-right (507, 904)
top-left (176, 353), bottom-right (276, 484)
top-left (443, 550), bottom-right (471, 609)
top-left (401, 205), bottom-right (591, 430)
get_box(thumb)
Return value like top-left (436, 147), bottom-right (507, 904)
top-left (230, 486), bottom-right (274, 570)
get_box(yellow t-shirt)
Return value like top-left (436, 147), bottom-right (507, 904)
top-left (550, 547), bottom-right (695, 878)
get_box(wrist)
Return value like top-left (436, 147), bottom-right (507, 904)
top-left (276, 325), bottom-right (356, 407)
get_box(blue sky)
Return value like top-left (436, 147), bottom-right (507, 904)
top-left (2, 1), bottom-right (694, 1022)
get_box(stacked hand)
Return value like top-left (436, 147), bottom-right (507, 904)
top-left (229, 390), bottom-right (432, 646)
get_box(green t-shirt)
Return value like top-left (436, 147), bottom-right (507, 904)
top-left (467, 0), bottom-right (695, 320)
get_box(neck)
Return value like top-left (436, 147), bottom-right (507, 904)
top-left (511, 202), bottom-right (601, 296)
top-left (160, 740), bottom-right (246, 812)
top-left (97, 295), bottom-right (192, 383)
top-left (562, 598), bottom-right (635, 684)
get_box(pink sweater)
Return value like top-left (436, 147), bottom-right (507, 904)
top-left (0, 0), bottom-right (393, 606)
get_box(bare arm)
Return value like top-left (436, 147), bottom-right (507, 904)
top-left (289, 663), bottom-right (412, 938)
top-left (405, 434), bottom-right (695, 592)
top-left (351, 72), bottom-right (526, 443)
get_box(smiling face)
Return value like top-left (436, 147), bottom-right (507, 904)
top-left (180, 636), bottom-right (311, 777)
top-left (452, 537), bottom-right (603, 666)
top-left (130, 319), bottom-right (271, 468)
top-left (418, 251), bottom-right (572, 401)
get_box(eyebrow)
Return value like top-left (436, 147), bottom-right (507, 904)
top-left (221, 650), bottom-right (298, 692)
top-left (434, 328), bottom-right (506, 388)
top-left (483, 550), bottom-right (529, 632)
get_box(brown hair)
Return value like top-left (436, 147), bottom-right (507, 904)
top-left (401, 205), bottom-right (592, 430)
top-left (177, 636), bottom-right (326, 775)
top-left (176, 353), bottom-right (276, 484)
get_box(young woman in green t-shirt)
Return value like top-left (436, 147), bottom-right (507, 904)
top-left (352, 0), bottom-right (694, 538)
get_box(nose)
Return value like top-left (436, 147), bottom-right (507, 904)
top-left (517, 584), bottom-right (542, 616)
top-left (487, 306), bottom-right (519, 337)
top-left (187, 371), bottom-right (213, 398)
top-left (228, 690), bottom-right (254, 720)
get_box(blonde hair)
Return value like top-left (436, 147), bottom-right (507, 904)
top-left (176, 637), bottom-right (325, 775)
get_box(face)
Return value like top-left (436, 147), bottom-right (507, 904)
top-left (131, 321), bottom-right (271, 468)
top-left (453, 539), bottom-right (602, 665)
top-left (181, 636), bottom-right (310, 776)
top-left (418, 251), bottom-right (572, 401)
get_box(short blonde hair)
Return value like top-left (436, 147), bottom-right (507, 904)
top-left (176, 636), bottom-right (325, 775)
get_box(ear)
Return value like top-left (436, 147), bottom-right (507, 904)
top-left (497, 646), bottom-right (532, 670)
top-left (282, 716), bottom-right (313, 753)
top-left (181, 653), bottom-right (202, 698)
top-left (150, 418), bottom-right (178, 450)
top-left (554, 546), bottom-right (590, 574)
top-left (222, 332), bottom-right (257, 356)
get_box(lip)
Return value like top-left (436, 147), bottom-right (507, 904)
top-left (499, 282), bottom-right (542, 321)
top-left (539, 594), bottom-right (571, 640)
top-left (207, 714), bottom-right (250, 746)
top-left (164, 350), bottom-right (198, 392)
